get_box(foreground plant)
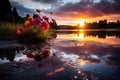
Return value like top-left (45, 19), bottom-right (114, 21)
top-left (17, 9), bottom-right (57, 44)
top-left (0, 22), bottom-right (23, 40)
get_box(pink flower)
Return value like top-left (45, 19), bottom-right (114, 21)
top-left (32, 18), bottom-right (42, 26)
top-left (41, 21), bottom-right (50, 31)
top-left (43, 16), bottom-right (49, 21)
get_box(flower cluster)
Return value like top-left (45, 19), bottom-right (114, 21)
top-left (17, 9), bottom-right (54, 35)
top-left (24, 16), bottom-right (50, 31)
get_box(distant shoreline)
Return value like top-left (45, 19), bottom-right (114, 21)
top-left (56, 28), bottom-right (120, 30)
top-left (58, 24), bottom-right (120, 29)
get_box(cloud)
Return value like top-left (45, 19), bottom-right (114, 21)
top-left (9, 0), bottom-right (120, 19)
top-left (30, 0), bottom-right (61, 4)
top-left (94, 0), bottom-right (120, 14)
top-left (55, 0), bottom-right (120, 18)
top-left (31, 0), bottom-right (63, 10)
top-left (9, 0), bottom-right (63, 17)
top-left (10, 0), bottom-right (35, 17)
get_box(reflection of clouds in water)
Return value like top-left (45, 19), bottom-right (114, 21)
top-left (50, 39), bottom-right (119, 80)
top-left (48, 47), bottom-right (102, 80)
top-left (50, 39), bottom-right (114, 70)
top-left (52, 40), bottom-right (113, 58)
top-left (14, 54), bottom-right (28, 62)
top-left (14, 47), bottom-right (30, 62)
top-left (51, 46), bottom-right (101, 67)
top-left (78, 59), bottom-right (90, 66)
top-left (0, 59), bottom-right (9, 64)
top-left (90, 55), bottom-right (99, 59)
top-left (78, 54), bottom-right (101, 66)
top-left (52, 39), bottom-right (111, 48)
top-left (50, 40), bottom-right (100, 65)
top-left (60, 52), bottom-right (79, 63)
top-left (52, 40), bottom-right (85, 47)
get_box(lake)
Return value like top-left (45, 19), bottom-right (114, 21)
top-left (0, 29), bottom-right (120, 80)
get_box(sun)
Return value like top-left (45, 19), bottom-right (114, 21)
top-left (79, 21), bottom-right (85, 27)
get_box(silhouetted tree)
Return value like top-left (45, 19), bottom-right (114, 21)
top-left (4, 14), bottom-right (15, 23)
top-left (0, 0), bottom-right (24, 23)
top-left (0, 0), bottom-right (12, 22)
top-left (33, 14), bottom-right (40, 18)
top-left (50, 19), bottom-right (58, 29)
top-left (12, 7), bottom-right (19, 23)
top-left (25, 14), bottom-right (30, 19)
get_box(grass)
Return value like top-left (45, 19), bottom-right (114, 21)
top-left (0, 22), bottom-right (56, 44)
top-left (18, 27), bottom-right (56, 44)
top-left (0, 22), bottom-right (22, 40)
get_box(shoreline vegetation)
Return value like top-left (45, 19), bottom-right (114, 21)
top-left (58, 25), bottom-right (120, 29)
top-left (0, 22), bottom-right (57, 44)
top-left (58, 19), bottom-right (120, 29)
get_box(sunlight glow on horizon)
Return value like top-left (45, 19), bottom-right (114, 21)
top-left (79, 20), bottom-right (85, 27)
top-left (57, 14), bottom-right (120, 26)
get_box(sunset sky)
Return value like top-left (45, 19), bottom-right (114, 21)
top-left (10, 0), bottom-right (120, 25)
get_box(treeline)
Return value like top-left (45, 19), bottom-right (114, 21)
top-left (77, 19), bottom-right (120, 29)
top-left (59, 20), bottom-right (120, 29)
top-left (84, 19), bottom-right (120, 29)
top-left (0, 0), bottom-right (25, 23)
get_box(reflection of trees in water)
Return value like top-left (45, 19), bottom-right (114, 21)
top-left (57, 30), bottom-right (120, 39)
top-left (0, 47), bottom-right (18, 61)
top-left (0, 43), bottom-right (50, 62)
top-left (84, 31), bottom-right (120, 39)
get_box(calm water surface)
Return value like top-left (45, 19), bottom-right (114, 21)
top-left (49, 29), bottom-right (120, 80)
top-left (0, 29), bottom-right (120, 80)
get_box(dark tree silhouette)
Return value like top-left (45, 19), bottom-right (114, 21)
top-left (0, 0), bottom-right (12, 22)
top-left (50, 19), bottom-right (58, 29)
top-left (12, 7), bottom-right (19, 23)
top-left (26, 14), bottom-right (30, 19)
top-left (0, 0), bottom-right (24, 23)
top-left (33, 14), bottom-right (40, 18)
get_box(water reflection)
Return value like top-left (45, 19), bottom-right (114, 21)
top-left (50, 37), bottom-right (120, 80)
top-left (0, 29), bottom-right (120, 80)
top-left (0, 43), bottom-right (51, 63)
top-left (48, 67), bottom-right (65, 76)
top-left (50, 40), bottom-right (120, 80)
top-left (0, 47), bottom-right (18, 62)
top-left (57, 29), bottom-right (120, 45)
top-left (57, 29), bottom-right (120, 39)
top-left (78, 32), bottom-right (84, 39)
